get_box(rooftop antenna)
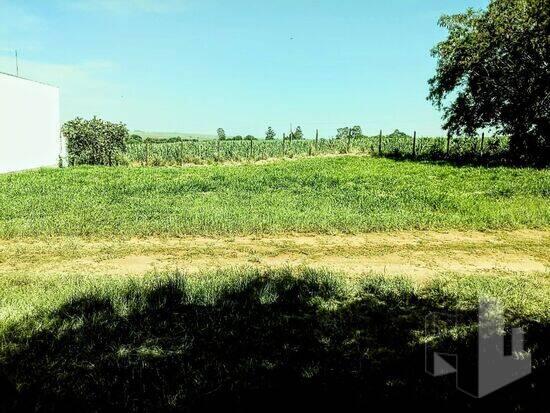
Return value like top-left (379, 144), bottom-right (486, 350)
top-left (15, 50), bottom-right (19, 76)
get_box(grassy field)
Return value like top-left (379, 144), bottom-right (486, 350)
top-left (1, 155), bottom-right (548, 411)
top-left (0, 156), bottom-right (548, 238)
top-left (0, 268), bottom-right (548, 411)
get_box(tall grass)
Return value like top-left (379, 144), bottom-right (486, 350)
top-left (0, 156), bottom-right (548, 237)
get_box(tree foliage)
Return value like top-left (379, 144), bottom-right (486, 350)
top-left (265, 126), bottom-right (276, 140)
top-left (387, 129), bottom-right (411, 139)
top-left (336, 127), bottom-right (349, 140)
top-left (62, 117), bottom-right (128, 166)
top-left (217, 128), bottom-right (226, 140)
top-left (337, 126), bottom-right (363, 139)
top-left (293, 126), bottom-right (304, 140)
top-left (428, 0), bottom-right (550, 162)
top-left (350, 125), bottom-right (362, 138)
top-left (127, 134), bottom-right (143, 144)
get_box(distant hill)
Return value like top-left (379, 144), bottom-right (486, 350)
top-left (131, 130), bottom-right (217, 141)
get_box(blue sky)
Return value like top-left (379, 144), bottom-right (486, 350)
top-left (0, 0), bottom-right (488, 137)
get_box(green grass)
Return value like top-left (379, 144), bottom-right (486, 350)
top-left (0, 156), bottom-right (548, 237)
top-left (0, 268), bottom-right (548, 411)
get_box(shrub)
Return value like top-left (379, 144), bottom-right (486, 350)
top-left (126, 134), bottom-right (143, 144)
top-left (62, 117), bottom-right (128, 166)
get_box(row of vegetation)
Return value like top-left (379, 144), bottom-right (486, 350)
top-left (1, 268), bottom-right (548, 411)
top-left (63, 117), bottom-right (518, 167)
top-left (1, 156), bottom-right (547, 238)
top-left (124, 132), bottom-right (512, 166)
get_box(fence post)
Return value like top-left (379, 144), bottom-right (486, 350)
top-left (347, 129), bottom-right (351, 153)
top-left (378, 130), bottom-right (382, 155)
top-left (145, 142), bottom-right (149, 166)
top-left (315, 129), bottom-right (319, 151)
top-left (446, 133), bottom-right (451, 157)
top-left (217, 140), bottom-right (220, 159)
top-left (412, 131), bottom-right (417, 158)
top-left (480, 132), bottom-right (485, 156)
top-left (249, 139), bottom-right (253, 159)
top-left (282, 133), bottom-right (286, 156)
top-left (180, 141), bottom-right (184, 166)
top-left (289, 132), bottom-right (292, 154)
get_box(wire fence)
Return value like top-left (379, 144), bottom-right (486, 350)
top-left (125, 134), bottom-right (510, 166)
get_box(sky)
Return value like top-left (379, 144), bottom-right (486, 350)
top-left (0, 0), bottom-right (489, 137)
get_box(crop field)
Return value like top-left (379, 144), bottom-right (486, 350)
top-left (1, 155), bottom-right (548, 411)
top-left (125, 135), bottom-right (509, 165)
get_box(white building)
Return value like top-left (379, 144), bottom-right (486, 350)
top-left (0, 72), bottom-right (61, 173)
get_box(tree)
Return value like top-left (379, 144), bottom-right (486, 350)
top-left (336, 126), bottom-right (363, 139)
top-left (244, 135), bottom-right (256, 140)
top-left (233, 135), bottom-right (243, 141)
top-left (350, 126), bottom-right (363, 138)
top-left (387, 129), bottom-right (411, 139)
top-left (336, 127), bottom-right (350, 139)
top-left (428, 0), bottom-right (550, 162)
top-left (217, 128), bottom-right (226, 140)
top-left (265, 126), bottom-right (276, 140)
top-left (294, 126), bottom-right (304, 140)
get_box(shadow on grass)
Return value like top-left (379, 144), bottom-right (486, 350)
top-left (379, 152), bottom-right (538, 169)
top-left (0, 270), bottom-right (548, 412)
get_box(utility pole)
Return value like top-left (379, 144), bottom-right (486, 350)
top-left (15, 50), bottom-right (19, 77)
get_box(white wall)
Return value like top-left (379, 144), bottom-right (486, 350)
top-left (0, 72), bottom-right (60, 173)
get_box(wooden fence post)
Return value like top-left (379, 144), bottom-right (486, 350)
top-left (378, 130), bottom-right (382, 155)
top-left (480, 132), bottom-right (485, 156)
top-left (412, 131), bottom-right (417, 157)
top-left (145, 142), bottom-right (149, 166)
top-left (315, 129), bottom-right (319, 151)
top-left (249, 138), bottom-right (253, 159)
top-left (347, 129), bottom-right (351, 153)
top-left (217, 140), bottom-right (220, 159)
top-left (289, 132), bottom-right (292, 154)
top-left (282, 133), bottom-right (286, 156)
top-left (446, 133), bottom-right (451, 157)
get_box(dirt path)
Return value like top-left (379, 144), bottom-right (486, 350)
top-left (0, 230), bottom-right (548, 279)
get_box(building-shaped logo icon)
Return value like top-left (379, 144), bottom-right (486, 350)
top-left (426, 298), bottom-right (531, 398)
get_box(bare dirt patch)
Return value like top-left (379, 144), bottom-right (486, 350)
top-left (0, 230), bottom-right (548, 278)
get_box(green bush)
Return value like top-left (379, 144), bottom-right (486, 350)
top-left (62, 117), bottom-right (128, 166)
top-left (126, 134), bottom-right (143, 144)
